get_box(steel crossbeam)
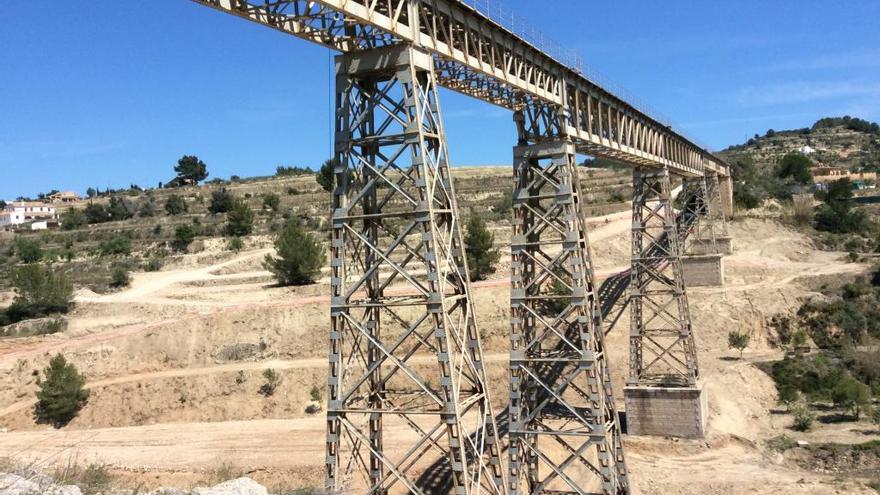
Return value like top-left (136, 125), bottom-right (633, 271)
top-left (188, 0), bottom-right (730, 178)
top-left (507, 103), bottom-right (628, 495)
top-left (326, 45), bottom-right (504, 495)
top-left (628, 167), bottom-right (698, 387)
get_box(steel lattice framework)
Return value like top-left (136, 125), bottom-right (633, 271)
top-left (507, 104), bottom-right (627, 495)
top-left (628, 168), bottom-right (698, 387)
top-left (189, 0), bottom-right (730, 178)
top-left (680, 176), bottom-right (715, 253)
top-left (327, 45), bottom-right (503, 495)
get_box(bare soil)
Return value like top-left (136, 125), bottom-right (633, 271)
top-left (0, 203), bottom-right (876, 494)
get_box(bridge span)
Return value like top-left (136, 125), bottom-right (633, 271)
top-left (189, 2), bottom-right (734, 495)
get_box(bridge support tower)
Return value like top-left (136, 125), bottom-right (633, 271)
top-left (624, 167), bottom-right (706, 439)
top-left (507, 103), bottom-right (629, 495)
top-left (325, 44), bottom-right (504, 495)
top-left (679, 175), bottom-right (725, 287)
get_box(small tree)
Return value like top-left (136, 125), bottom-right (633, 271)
top-left (15, 237), bottom-right (43, 263)
top-left (174, 155), bottom-right (209, 184)
top-left (225, 199), bottom-right (254, 237)
top-left (172, 225), bottom-right (196, 252)
top-left (35, 354), bottom-right (89, 427)
top-left (107, 196), bottom-right (134, 221)
top-left (310, 385), bottom-right (322, 402)
top-left (263, 219), bottom-right (325, 286)
top-left (86, 187), bottom-right (97, 199)
top-left (262, 193), bottom-right (280, 212)
top-left (791, 403), bottom-right (814, 432)
top-left (99, 235), bottom-right (131, 256)
top-left (776, 153), bottom-right (812, 185)
top-left (138, 200), bottom-right (157, 218)
top-left (465, 214), bottom-right (499, 281)
top-left (110, 265), bottom-right (130, 288)
top-left (727, 330), bottom-right (750, 359)
top-left (6, 264), bottom-right (74, 323)
top-left (832, 376), bottom-right (871, 419)
top-left (84, 203), bottom-right (109, 224)
top-left (164, 194), bottom-right (188, 215)
top-left (259, 368), bottom-right (281, 397)
top-left (60, 208), bottom-right (87, 230)
top-left (209, 188), bottom-right (235, 214)
top-left (228, 236), bottom-right (244, 252)
top-left (316, 159), bottom-right (335, 192)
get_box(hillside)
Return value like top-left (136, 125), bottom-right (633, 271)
top-left (720, 116), bottom-right (880, 172)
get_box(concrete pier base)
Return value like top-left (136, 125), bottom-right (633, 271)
top-left (624, 386), bottom-right (707, 438)
top-left (681, 253), bottom-right (724, 286)
top-left (688, 236), bottom-right (733, 255)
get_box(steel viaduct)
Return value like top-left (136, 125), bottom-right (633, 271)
top-left (189, 1), bottom-right (734, 494)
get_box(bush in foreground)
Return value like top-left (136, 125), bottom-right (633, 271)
top-left (4, 264), bottom-right (74, 324)
top-left (263, 219), bottom-right (325, 286)
top-left (35, 354), bottom-right (89, 427)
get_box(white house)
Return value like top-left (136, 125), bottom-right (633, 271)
top-left (0, 201), bottom-right (58, 229)
top-left (799, 145), bottom-right (815, 155)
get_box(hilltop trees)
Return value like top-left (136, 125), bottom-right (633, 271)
top-left (35, 354), bottom-right (89, 427)
top-left (174, 155), bottom-right (209, 185)
top-left (263, 218), bottom-right (325, 286)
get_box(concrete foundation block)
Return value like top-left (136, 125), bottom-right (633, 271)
top-left (624, 386), bottom-right (707, 438)
top-left (688, 236), bottom-right (733, 255)
top-left (681, 253), bottom-right (724, 287)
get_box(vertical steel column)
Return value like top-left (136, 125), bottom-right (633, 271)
top-left (508, 103), bottom-right (629, 495)
top-left (326, 45), bottom-right (504, 495)
top-left (628, 167), bottom-right (698, 387)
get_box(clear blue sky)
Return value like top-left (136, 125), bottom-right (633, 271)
top-left (2, 1), bottom-right (879, 199)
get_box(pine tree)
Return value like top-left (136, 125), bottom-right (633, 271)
top-left (465, 213), bottom-right (499, 281)
top-left (263, 219), bottom-right (325, 286)
top-left (35, 354), bottom-right (89, 427)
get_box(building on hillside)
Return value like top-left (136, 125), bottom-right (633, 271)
top-left (811, 166), bottom-right (877, 183)
top-left (0, 201), bottom-right (58, 230)
top-left (46, 191), bottom-right (81, 203)
top-left (799, 145), bottom-right (815, 155)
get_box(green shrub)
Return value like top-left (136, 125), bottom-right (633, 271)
top-left (35, 354), bottom-right (89, 427)
top-left (310, 385), bottom-right (321, 402)
top-left (316, 159), bottom-right (335, 192)
top-left (60, 208), bottom-right (87, 230)
top-left (110, 265), bottom-right (130, 288)
top-left (225, 199), bottom-right (254, 237)
top-left (228, 236), bottom-right (244, 252)
top-left (138, 200), bottom-right (157, 218)
top-left (164, 194), bottom-right (188, 215)
top-left (259, 368), bottom-right (281, 397)
top-left (107, 196), bottom-right (134, 221)
top-left (494, 191), bottom-right (513, 215)
top-left (145, 258), bottom-right (163, 272)
top-left (172, 225), bottom-right (196, 252)
top-left (99, 235), bottom-right (131, 256)
top-left (791, 403), bottom-right (815, 431)
top-left (465, 214), bottom-right (499, 281)
top-left (262, 193), bottom-right (280, 212)
top-left (209, 188), bottom-right (235, 214)
top-left (727, 330), bottom-right (750, 359)
top-left (832, 376), bottom-right (871, 419)
top-left (15, 237), bottom-right (42, 263)
top-left (5, 264), bottom-right (74, 323)
top-left (765, 434), bottom-right (797, 453)
top-left (84, 203), bottom-right (109, 224)
top-left (263, 219), bottom-right (325, 286)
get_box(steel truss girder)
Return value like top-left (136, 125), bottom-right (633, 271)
top-left (628, 167), bottom-right (698, 387)
top-left (507, 103), bottom-right (628, 495)
top-left (326, 44), bottom-right (503, 495)
top-left (188, 0), bottom-right (729, 177)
